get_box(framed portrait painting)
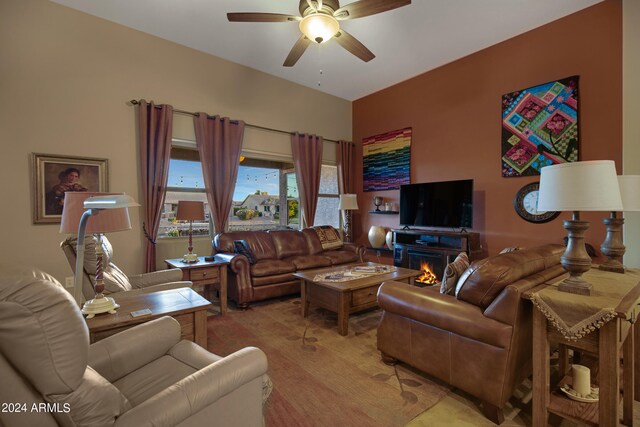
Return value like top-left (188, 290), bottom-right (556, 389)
top-left (32, 153), bottom-right (108, 224)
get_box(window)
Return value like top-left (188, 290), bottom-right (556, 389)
top-left (159, 154), bottom-right (211, 238)
top-left (159, 143), bottom-right (339, 237)
top-left (285, 165), bottom-right (339, 228)
top-left (229, 160), bottom-right (289, 230)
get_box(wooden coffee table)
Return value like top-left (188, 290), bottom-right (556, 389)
top-left (293, 263), bottom-right (421, 336)
top-left (85, 287), bottom-right (212, 347)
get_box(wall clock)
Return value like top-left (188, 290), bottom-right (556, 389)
top-left (514, 182), bottom-right (561, 223)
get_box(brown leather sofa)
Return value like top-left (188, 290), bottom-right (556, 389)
top-left (376, 244), bottom-right (566, 424)
top-left (214, 228), bottom-right (365, 308)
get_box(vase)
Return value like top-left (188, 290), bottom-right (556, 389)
top-left (385, 231), bottom-right (394, 249)
top-left (368, 226), bottom-right (386, 248)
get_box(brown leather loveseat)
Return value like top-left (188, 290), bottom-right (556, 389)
top-left (376, 244), bottom-right (566, 424)
top-left (214, 227), bottom-right (365, 308)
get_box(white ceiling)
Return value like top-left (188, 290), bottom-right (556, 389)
top-left (51, 0), bottom-right (603, 101)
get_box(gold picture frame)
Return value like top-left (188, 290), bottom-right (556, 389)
top-left (32, 153), bottom-right (109, 224)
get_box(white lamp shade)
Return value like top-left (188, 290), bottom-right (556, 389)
top-left (339, 194), bottom-right (359, 210)
top-left (537, 160), bottom-right (623, 212)
top-left (618, 175), bottom-right (640, 211)
top-left (60, 192), bottom-right (133, 234)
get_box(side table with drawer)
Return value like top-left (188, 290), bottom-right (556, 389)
top-left (165, 256), bottom-right (229, 315)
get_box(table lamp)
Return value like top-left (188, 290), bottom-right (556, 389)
top-left (339, 194), bottom-right (359, 243)
top-left (176, 200), bottom-right (205, 263)
top-left (60, 192), bottom-right (140, 317)
top-left (600, 175), bottom-right (640, 273)
top-left (537, 160), bottom-right (623, 295)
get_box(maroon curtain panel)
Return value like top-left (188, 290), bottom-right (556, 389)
top-left (194, 113), bottom-right (245, 234)
top-left (138, 99), bottom-right (173, 272)
top-left (336, 140), bottom-right (354, 194)
top-left (291, 132), bottom-right (323, 227)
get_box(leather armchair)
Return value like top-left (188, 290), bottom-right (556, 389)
top-left (377, 244), bottom-right (567, 424)
top-left (0, 267), bottom-right (269, 427)
top-left (61, 236), bottom-right (191, 301)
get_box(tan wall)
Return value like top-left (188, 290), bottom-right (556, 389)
top-left (352, 1), bottom-right (623, 257)
top-left (623, 0), bottom-right (640, 267)
top-left (0, 0), bottom-right (351, 283)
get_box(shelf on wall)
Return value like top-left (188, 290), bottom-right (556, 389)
top-left (368, 210), bottom-right (399, 215)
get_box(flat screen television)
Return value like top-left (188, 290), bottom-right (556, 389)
top-left (399, 179), bottom-right (473, 228)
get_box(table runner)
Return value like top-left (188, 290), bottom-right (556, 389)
top-left (313, 264), bottom-right (397, 283)
top-left (530, 268), bottom-right (640, 341)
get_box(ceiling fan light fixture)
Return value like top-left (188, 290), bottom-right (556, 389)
top-left (299, 13), bottom-right (339, 44)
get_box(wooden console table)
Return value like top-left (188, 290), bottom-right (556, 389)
top-left (527, 268), bottom-right (640, 427)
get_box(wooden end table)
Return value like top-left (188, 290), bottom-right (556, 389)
top-left (85, 287), bottom-right (211, 347)
top-left (293, 263), bottom-right (421, 336)
top-left (165, 256), bottom-right (229, 315)
top-left (526, 268), bottom-right (640, 427)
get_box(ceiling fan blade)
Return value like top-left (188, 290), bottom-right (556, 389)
top-left (334, 30), bottom-right (375, 62)
top-left (227, 13), bottom-right (300, 23)
top-left (283, 35), bottom-right (311, 67)
top-left (333, 0), bottom-right (410, 20)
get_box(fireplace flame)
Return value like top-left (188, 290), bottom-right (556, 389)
top-left (417, 261), bottom-right (438, 284)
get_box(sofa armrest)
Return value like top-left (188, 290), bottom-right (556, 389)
top-left (128, 269), bottom-right (184, 288)
top-left (113, 347), bottom-right (268, 427)
top-left (88, 317), bottom-right (181, 382)
top-left (342, 243), bottom-right (365, 262)
top-left (378, 281), bottom-right (512, 349)
top-left (214, 252), bottom-right (253, 306)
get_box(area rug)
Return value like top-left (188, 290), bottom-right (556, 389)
top-left (207, 298), bottom-right (450, 427)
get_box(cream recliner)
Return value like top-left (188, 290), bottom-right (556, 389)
top-left (0, 267), bottom-right (269, 427)
top-left (61, 236), bottom-right (191, 301)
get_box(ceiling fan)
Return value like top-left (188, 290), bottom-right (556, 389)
top-left (227, 0), bottom-right (411, 67)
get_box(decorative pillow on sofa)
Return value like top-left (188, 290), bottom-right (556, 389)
top-left (440, 252), bottom-right (470, 295)
top-left (311, 225), bottom-right (343, 251)
top-left (233, 240), bottom-right (257, 265)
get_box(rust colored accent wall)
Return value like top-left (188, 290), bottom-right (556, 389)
top-left (353, 1), bottom-right (622, 256)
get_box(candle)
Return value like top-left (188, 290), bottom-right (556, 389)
top-left (572, 364), bottom-right (591, 396)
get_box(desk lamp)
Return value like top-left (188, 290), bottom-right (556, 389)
top-left (339, 194), bottom-right (359, 243)
top-left (537, 160), bottom-right (623, 295)
top-left (600, 175), bottom-right (640, 273)
top-left (176, 201), bottom-right (205, 263)
top-left (60, 192), bottom-right (139, 317)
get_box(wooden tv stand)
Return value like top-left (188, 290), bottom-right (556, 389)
top-left (392, 229), bottom-right (481, 279)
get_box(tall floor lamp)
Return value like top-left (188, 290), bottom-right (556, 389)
top-left (60, 192), bottom-right (139, 317)
top-left (339, 194), bottom-right (359, 243)
top-left (176, 200), bottom-right (205, 263)
top-left (600, 175), bottom-right (640, 273)
top-left (537, 160), bottom-right (623, 296)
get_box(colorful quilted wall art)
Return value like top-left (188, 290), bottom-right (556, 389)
top-left (501, 76), bottom-right (579, 177)
top-left (363, 127), bottom-right (411, 192)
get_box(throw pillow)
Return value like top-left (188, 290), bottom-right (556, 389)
top-left (234, 240), bottom-right (257, 265)
top-left (312, 225), bottom-right (343, 251)
top-left (440, 252), bottom-right (470, 295)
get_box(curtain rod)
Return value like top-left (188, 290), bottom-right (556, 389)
top-left (128, 99), bottom-right (344, 144)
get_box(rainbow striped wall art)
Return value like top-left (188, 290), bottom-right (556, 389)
top-left (362, 127), bottom-right (411, 192)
